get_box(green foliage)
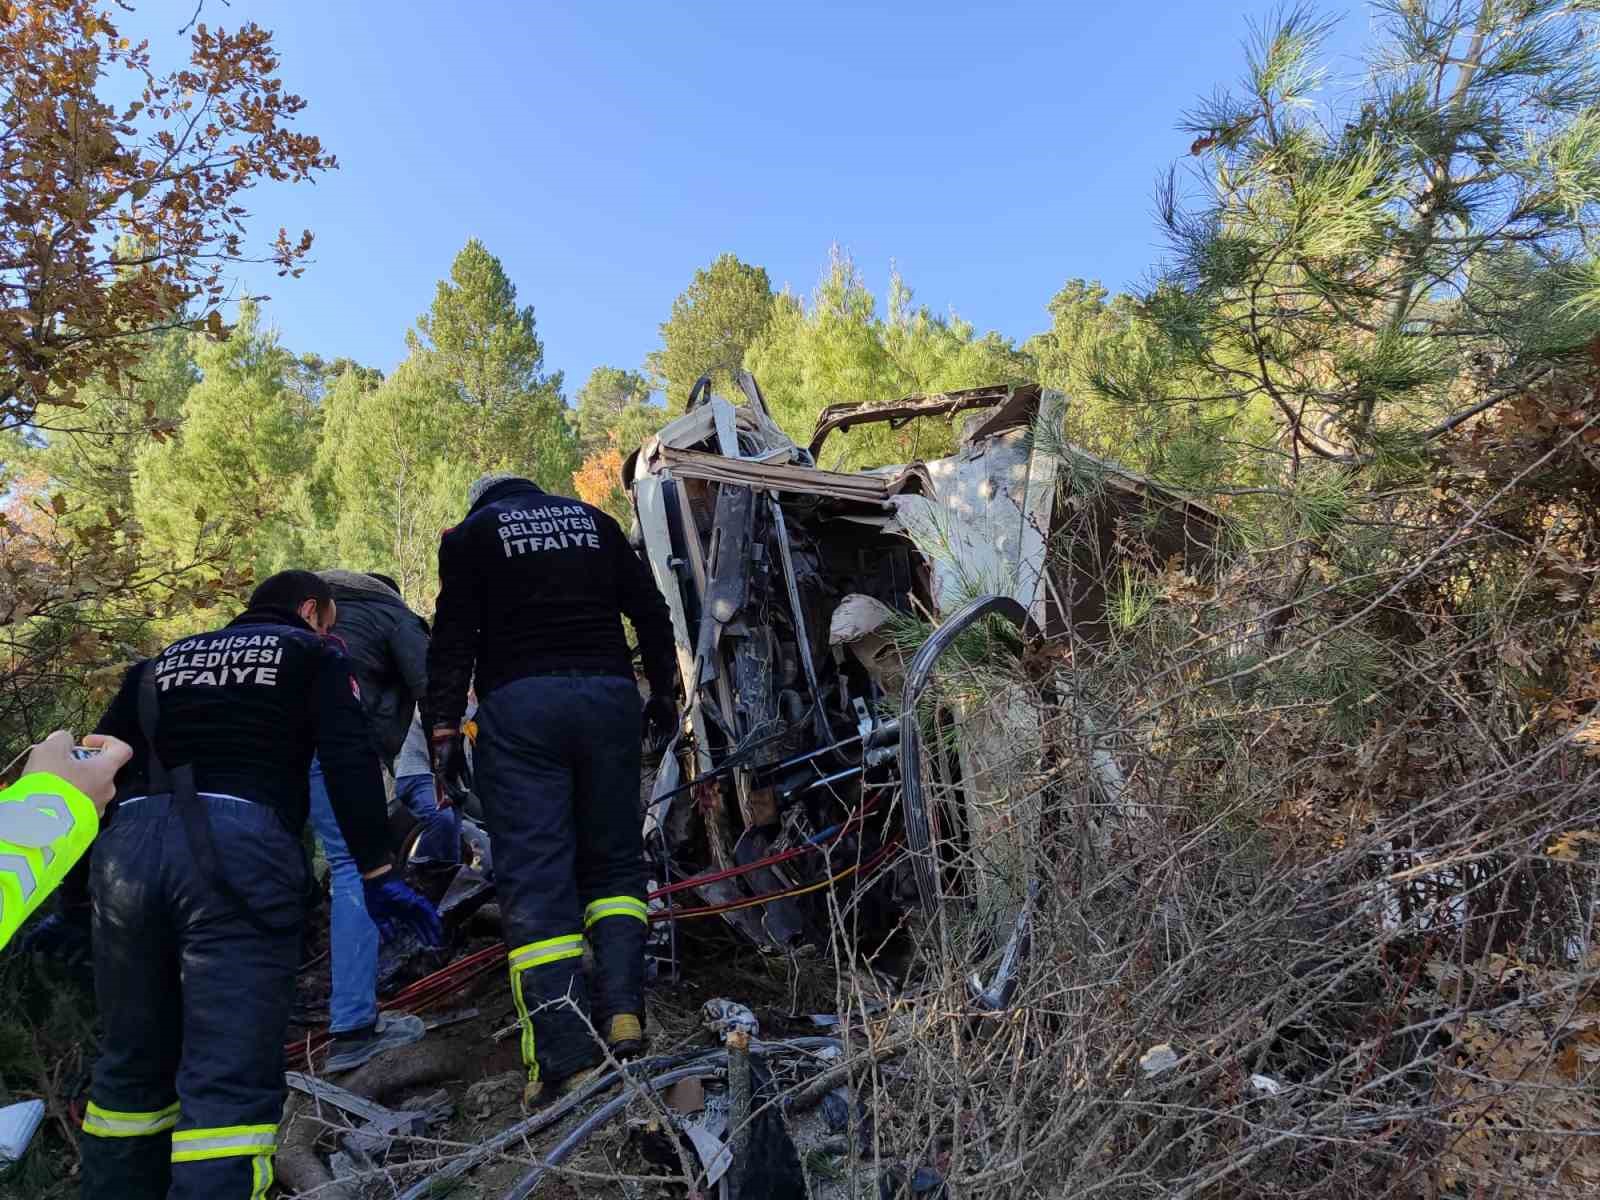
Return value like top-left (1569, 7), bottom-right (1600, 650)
top-left (296, 239), bottom-right (590, 607)
top-left (0, 954), bottom-right (99, 1199)
top-left (571, 365), bottom-right (666, 456)
top-left (1109, 562), bottom-right (1159, 636)
top-left (745, 248), bottom-right (1033, 468)
top-left (405, 238), bottom-right (578, 491)
top-left (1144, 0), bottom-right (1600, 470)
top-left (647, 253), bottom-right (776, 409)
top-left (25, 331), bottom-right (196, 514)
top-left (310, 363), bottom-right (474, 607)
top-left (132, 304), bottom-right (321, 596)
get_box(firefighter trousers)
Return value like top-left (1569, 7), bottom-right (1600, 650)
top-left (475, 673), bottom-right (648, 1084)
top-left (80, 793), bottom-right (306, 1200)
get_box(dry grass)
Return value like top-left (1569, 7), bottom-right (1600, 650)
top-left (797, 411), bottom-right (1600, 1199)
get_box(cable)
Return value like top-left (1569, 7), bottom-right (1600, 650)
top-left (500, 1061), bottom-right (720, 1199)
top-left (655, 839), bottom-right (903, 922)
top-left (648, 790), bottom-right (881, 899)
top-left (282, 837), bottom-right (906, 1065)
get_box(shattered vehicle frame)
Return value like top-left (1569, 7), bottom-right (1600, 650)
top-left (623, 373), bottom-right (1222, 979)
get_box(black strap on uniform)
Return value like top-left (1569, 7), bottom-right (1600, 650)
top-left (137, 663), bottom-right (299, 936)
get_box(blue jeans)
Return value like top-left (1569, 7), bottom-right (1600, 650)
top-left (395, 773), bottom-right (460, 864)
top-left (308, 757), bottom-right (378, 1034)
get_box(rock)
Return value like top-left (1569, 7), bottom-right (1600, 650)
top-left (1139, 1043), bottom-right (1181, 1077)
top-left (820, 1086), bottom-right (852, 1134)
top-left (464, 1071), bottom-right (523, 1120)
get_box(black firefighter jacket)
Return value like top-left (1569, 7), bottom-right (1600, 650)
top-left (424, 478), bottom-right (676, 729)
top-left (319, 570), bottom-right (430, 765)
top-left (93, 604), bottom-right (393, 873)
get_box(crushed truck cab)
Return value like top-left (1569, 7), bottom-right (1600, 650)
top-left (625, 373), bottom-right (1220, 966)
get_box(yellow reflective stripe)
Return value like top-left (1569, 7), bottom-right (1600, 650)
top-left (170, 1123), bottom-right (277, 1162)
top-left (251, 1151), bottom-right (274, 1199)
top-left (509, 963), bottom-right (538, 1083)
top-left (506, 935), bottom-right (584, 1084)
top-left (584, 895), bottom-right (647, 926)
top-left (507, 934), bottom-right (583, 972)
top-left (82, 1100), bottom-right (180, 1138)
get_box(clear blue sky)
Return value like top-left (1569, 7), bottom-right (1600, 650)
top-left (127, 1), bottom-right (1374, 398)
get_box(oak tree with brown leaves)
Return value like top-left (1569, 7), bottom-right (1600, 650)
top-left (0, 0), bottom-right (334, 434)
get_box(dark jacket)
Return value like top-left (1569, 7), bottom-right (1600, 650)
top-left (319, 570), bottom-right (430, 764)
top-left (93, 605), bottom-right (392, 874)
top-left (425, 479), bottom-right (675, 728)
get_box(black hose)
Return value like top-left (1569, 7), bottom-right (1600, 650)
top-left (392, 1052), bottom-right (711, 1200)
top-left (396, 1039), bottom-right (840, 1200)
top-left (499, 1062), bottom-right (725, 1200)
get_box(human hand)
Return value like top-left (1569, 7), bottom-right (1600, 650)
top-left (362, 875), bottom-right (444, 948)
top-left (16, 910), bottom-right (92, 962)
top-left (429, 727), bottom-right (470, 809)
top-left (642, 694), bottom-right (677, 754)
top-left (24, 731), bottom-right (133, 815)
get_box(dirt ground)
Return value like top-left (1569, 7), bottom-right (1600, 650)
top-left (278, 907), bottom-right (871, 1199)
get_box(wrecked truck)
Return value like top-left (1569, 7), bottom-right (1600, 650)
top-left (620, 374), bottom-right (1221, 979)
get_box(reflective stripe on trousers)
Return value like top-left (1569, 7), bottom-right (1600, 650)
top-left (584, 895), bottom-right (647, 927)
top-left (169, 1123), bottom-right (277, 1163)
top-left (171, 1124), bottom-right (277, 1200)
top-left (81, 1100), bottom-right (180, 1139)
top-left (81, 1108), bottom-right (275, 1198)
top-left (507, 934), bottom-right (584, 1081)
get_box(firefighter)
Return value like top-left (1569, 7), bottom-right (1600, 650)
top-left (79, 570), bottom-right (442, 1200)
top-left (427, 472), bottom-right (677, 1107)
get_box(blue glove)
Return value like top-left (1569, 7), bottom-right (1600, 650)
top-left (362, 874), bottom-right (444, 948)
top-left (17, 910), bottom-right (92, 964)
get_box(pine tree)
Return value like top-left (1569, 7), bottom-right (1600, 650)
top-left (648, 254), bottom-right (776, 408)
top-left (406, 239), bottom-right (578, 491)
top-left (745, 249), bottom-right (1032, 467)
top-left (315, 361), bottom-right (475, 608)
top-left (132, 304), bottom-right (321, 596)
top-left (1134, 1), bottom-right (1600, 472)
top-left (571, 365), bottom-right (662, 455)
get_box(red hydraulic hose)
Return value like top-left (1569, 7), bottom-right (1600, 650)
top-left (649, 790), bottom-right (882, 899)
top-left (283, 831), bottom-right (905, 1065)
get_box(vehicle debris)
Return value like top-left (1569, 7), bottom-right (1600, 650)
top-left (626, 373), bottom-right (1221, 987)
top-left (0, 1099), bottom-right (45, 1168)
top-left (703, 997), bottom-right (760, 1038)
top-left (284, 1071), bottom-right (452, 1141)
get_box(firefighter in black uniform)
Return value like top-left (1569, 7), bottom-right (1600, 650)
top-left (80, 571), bottom-right (441, 1200)
top-left (427, 473), bottom-right (676, 1107)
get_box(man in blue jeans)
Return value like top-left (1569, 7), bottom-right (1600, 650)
top-left (313, 571), bottom-right (440, 1072)
top-left (393, 710), bottom-right (460, 881)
